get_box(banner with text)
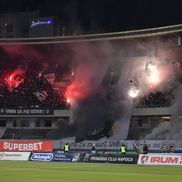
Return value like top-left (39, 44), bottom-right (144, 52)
top-left (30, 153), bottom-right (54, 161)
top-left (0, 152), bottom-right (30, 161)
top-left (0, 108), bottom-right (53, 115)
top-left (0, 140), bottom-right (53, 152)
top-left (86, 154), bottom-right (138, 164)
top-left (138, 154), bottom-right (182, 166)
top-left (53, 152), bottom-right (80, 162)
top-left (59, 139), bottom-right (182, 151)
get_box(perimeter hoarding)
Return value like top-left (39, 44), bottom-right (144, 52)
top-left (0, 152), bottom-right (30, 161)
top-left (86, 154), bottom-right (138, 164)
top-left (30, 153), bottom-right (54, 161)
top-left (0, 140), bottom-right (53, 152)
top-left (138, 154), bottom-right (182, 166)
top-left (29, 152), bottom-right (80, 162)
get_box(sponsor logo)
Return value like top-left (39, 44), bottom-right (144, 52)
top-left (138, 154), bottom-right (181, 165)
top-left (3, 142), bottom-right (43, 151)
top-left (53, 153), bottom-right (73, 162)
top-left (89, 156), bottom-right (136, 163)
top-left (4, 154), bottom-right (21, 157)
top-left (107, 157), bottom-right (134, 162)
top-left (0, 152), bottom-right (30, 161)
top-left (90, 157), bottom-right (107, 161)
top-left (54, 154), bottom-right (66, 158)
top-left (0, 152), bottom-right (5, 159)
top-left (31, 153), bottom-right (53, 161)
top-left (150, 156), bottom-right (179, 164)
top-left (0, 141), bottom-right (53, 152)
top-left (117, 157), bottom-right (133, 162)
top-left (72, 154), bottom-right (80, 162)
top-left (31, 20), bottom-right (52, 27)
top-left (140, 155), bottom-right (149, 164)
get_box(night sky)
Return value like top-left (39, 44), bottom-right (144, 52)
top-left (0, 0), bottom-right (182, 33)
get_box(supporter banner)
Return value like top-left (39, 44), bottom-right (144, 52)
top-left (60, 140), bottom-right (131, 150)
top-left (87, 154), bottom-right (138, 164)
top-left (138, 154), bottom-right (182, 166)
top-left (0, 152), bottom-right (30, 161)
top-left (0, 140), bottom-right (53, 152)
top-left (0, 108), bottom-right (53, 115)
top-left (30, 153), bottom-right (54, 161)
top-left (53, 152), bottom-right (80, 162)
top-left (59, 139), bottom-right (182, 151)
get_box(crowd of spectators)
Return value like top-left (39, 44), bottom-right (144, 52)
top-left (135, 90), bottom-right (175, 108)
top-left (0, 75), bottom-right (67, 109)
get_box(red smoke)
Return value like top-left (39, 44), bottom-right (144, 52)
top-left (1, 45), bottom-right (46, 61)
top-left (64, 72), bottom-right (96, 106)
top-left (64, 80), bottom-right (87, 106)
top-left (64, 61), bottom-right (100, 106)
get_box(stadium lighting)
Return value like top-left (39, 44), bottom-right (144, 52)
top-left (128, 88), bottom-right (139, 98)
top-left (148, 67), bottom-right (160, 84)
top-left (66, 98), bottom-right (71, 104)
top-left (145, 58), bottom-right (161, 85)
top-left (9, 75), bottom-right (13, 81)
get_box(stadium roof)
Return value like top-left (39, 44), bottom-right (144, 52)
top-left (0, 24), bottom-right (182, 45)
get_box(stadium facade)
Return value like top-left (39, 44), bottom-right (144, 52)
top-left (0, 19), bottom-right (182, 141)
top-left (0, 11), bottom-right (63, 38)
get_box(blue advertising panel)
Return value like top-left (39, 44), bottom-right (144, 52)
top-left (53, 152), bottom-right (73, 162)
top-left (52, 152), bottom-right (80, 162)
top-left (30, 153), bottom-right (54, 161)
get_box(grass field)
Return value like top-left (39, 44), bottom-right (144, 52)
top-left (0, 161), bottom-right (182, 182)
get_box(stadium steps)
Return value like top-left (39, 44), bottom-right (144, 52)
top-left (1, 128), bottom-right (53, 139)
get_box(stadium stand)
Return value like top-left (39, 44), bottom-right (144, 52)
top-left (136, 90), bottom-right (175, 108)
top-left (1, 128), bottom-right (53, 139)
top-left (0, 24), bottom-right (182, 140)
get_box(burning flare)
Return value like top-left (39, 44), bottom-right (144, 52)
top-left (128, 88), bottom-right (139, 98)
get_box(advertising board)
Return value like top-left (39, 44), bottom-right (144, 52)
top-left (0, 152), bottom-right (30, 161)
top-left (52, 152), bottom-right (80, 162)
top-left (138, 154), bottom-right (182, 166)
top-left (0, 140), bottom-right (53, 152)
top-left (30, 153), bottom-right (54, 161)
top-left (29, 152), bottom-right (80, 162)
top-left (87, 154), bottom-right (138, 164)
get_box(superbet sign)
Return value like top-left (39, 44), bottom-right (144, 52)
top-left (0, 140), bottom-right (53, 152)
top-left (138, 154), bottom-right (182, 165)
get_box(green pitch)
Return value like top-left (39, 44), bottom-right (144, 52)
top-left (0, 161), bottom-right (182, 182)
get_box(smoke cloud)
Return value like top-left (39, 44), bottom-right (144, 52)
top-left (68, 42), bottom-right (159, 140)
top-left (1, 38), bottom-right (182, 141)
top-left (67, 42), bottom-right (132, 139)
